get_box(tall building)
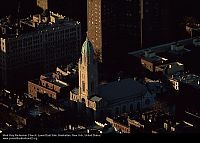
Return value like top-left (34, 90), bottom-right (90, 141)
top-left (87, 0), bottom-right (173, 72)
top-left (142, 0), bottom-right (173, 47)
top-left (0, 11), bottom-right (81, 90)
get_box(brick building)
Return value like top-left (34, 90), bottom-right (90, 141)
top-left (28, 73), bottom-right (70, 101)
top-left (140, 50), bottom-right (168, 72)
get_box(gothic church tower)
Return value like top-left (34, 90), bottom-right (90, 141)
top-left (79, 38), bottom-right (98, 103)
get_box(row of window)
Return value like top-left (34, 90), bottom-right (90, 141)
top-left (115, 103), bottom-right (140, 115)
top-left (113, 123), bottom-right (129, 133)
top-left (29, 84), bottom-right (57, 99)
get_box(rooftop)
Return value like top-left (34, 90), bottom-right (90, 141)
top-left (28, 103), bottom-right (60, 117)
top-left (171, 73), bottom-right (200, 89)
top-left (142, 54), bottom-right (168, 63)
top-left (44, 78), bottom-right (68, 88)
top-left (145, 81), bottom-right (163, 94)
top-left (99, 78), bottom-right (147, 103)
top-left (90, 96), bottom-right (102, 102)
top-left (30, 74), bottom-right (68, 92)
top-left (156, 62), bottom-right (184, 70)
top-left (0, 11), bottom-right (80, 38)
top-left (129, 37), bottom-right (194, 58)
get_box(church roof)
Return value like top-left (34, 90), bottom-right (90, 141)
top-left (81, 38), bottom-right (94, 56)
top-left (99, 78), bottom-right (147, 102)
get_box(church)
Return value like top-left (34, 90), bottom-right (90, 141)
top-left (70, 38), bottom-right (155, 120)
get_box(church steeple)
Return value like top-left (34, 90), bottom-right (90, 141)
top-left (81, 37), bottom-right (95, 65)
top-left (79, 38), bottom-right (98, 100)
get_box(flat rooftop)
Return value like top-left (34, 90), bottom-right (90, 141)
top-left (171, 74), bottom-right (200, 89)
top-left (30, 77), bottom-right (68, 89)
top-left (45, 78), bottom-right (68, 88)
top-left (0, 11), bottom-right (80, 38)
top-left (129, 37), bottom-right (194, 58)
top-left (142, 54), bottom-right (168, 63)
top-left (156, 62), bottom-right (184, 70)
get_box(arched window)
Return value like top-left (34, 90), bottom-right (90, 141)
top-left (82, 81), bottom-right (85, 92)
top-left (82, 98), bottom-right (85, 103)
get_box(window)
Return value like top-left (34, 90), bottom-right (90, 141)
top-left (84, 55), bottom-right (86, 64)
top-left (82, 74), bottom-right (85, 79)
top-left (82, 98), bottom-right (85, 103)
top-left (82, 81), bottom-right (85, 92)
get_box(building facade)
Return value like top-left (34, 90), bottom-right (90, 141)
top-left (28, 63), bottom-right (78, 101)
top-left (28, 74), bottom-right (69, 101)
top-left (0, 11), bottom-right (81, 90)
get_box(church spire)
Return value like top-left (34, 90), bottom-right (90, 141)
top-left (79, 38), bottom-right (98, 99)
top-left (81, 37), bottom-right (94, 64)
